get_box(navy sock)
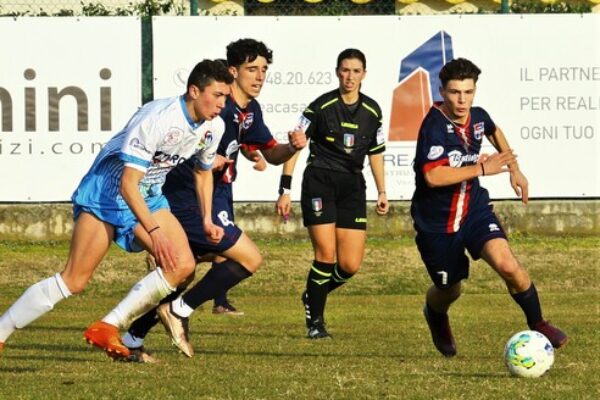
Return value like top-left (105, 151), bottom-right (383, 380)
top-left (129, 286), bottom-right (186, 339)
top-left (511, 283), bottom-right (543, 326)
top-left (327, 263), bottom-right (354, 293)
top-left (211, 262), bottom-right (228, 306)
top-left (182, 260), bottom-right (252, 310)
top-left (306, 260), bottom-right (335, 321)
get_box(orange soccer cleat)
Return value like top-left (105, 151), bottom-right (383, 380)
top-left (84, 320), bottom-right (130, 360)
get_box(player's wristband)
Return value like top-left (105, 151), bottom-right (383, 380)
top-left (147, 226), bottom-right (160, 234)
top-left (278, 175), bottom-right (292, 195)
top-left (480, 164), bottom-right (485, 176)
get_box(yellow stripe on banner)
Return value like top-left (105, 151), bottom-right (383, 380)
top-left (321, 98), bottom-right (339, 109)
top-left (361, 102), bottom-right (379, 118)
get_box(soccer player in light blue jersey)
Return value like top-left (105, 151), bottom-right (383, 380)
top-left (0, 60), bottom-right (233, 360)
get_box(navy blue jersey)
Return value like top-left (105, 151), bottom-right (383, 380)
top-left (411, 103), bottom-right (497, 233)
top-left (297, 89), bottom-right (385, 174)
top-left (164, 95), bottom-right (277, 204)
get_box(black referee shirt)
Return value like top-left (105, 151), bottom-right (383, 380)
top-left (299, 89), bottom-right (385, 174)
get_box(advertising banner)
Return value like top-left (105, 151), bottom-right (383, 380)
top-left (153, 15), bottom-right (600, 201)
top-left (0, 17), bottom-right (141, 201)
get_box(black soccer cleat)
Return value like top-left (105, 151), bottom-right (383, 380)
top-left (423, 305), bottom-right (456, 358)
top-left (307, 317), bottom-right (331, 340)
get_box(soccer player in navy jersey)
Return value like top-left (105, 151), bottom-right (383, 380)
top-left (276, 49), bottom-right (389, 339)
top-left (0, 60), bottom-right (233, 360)
top-left (121, 38), bottom-right (307, 360)
top-left (411, 58), bottom-right (567, 357)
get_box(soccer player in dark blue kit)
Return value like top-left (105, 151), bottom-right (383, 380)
top-left (121, 38), bottom-right (307, 360)
top-left (412, 58), bottom-right (567, 357)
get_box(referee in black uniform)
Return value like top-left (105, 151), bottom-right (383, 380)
top-left (276, 49), bottom-right (389, 338)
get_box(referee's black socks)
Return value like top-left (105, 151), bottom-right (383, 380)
top-left (306, 260), bottom-right (335, 321)
top-left (328, 263), bottom-right (354, 293)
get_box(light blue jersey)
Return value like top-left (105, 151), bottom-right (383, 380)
top-left (71, 95), bottom-right (224, 251)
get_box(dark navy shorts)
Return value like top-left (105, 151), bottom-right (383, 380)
top-left (167, 184), bottom-right (242, 258)
top-left (415, 206), bottom-right (507, 289)
top-left (300, 167), bottom-right (367, 230)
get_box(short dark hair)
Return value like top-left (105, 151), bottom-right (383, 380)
top-left (439, 58), bottom-right (481, 87)
top-left (336, 48), bottom-right (366, 70)
top-left (187, 59), bottom-right (233, 90)
top-left (226, 38), bottom-right (273, 68)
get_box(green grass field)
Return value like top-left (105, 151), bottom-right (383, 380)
top-left (0, 236), bottom-right (598, 399)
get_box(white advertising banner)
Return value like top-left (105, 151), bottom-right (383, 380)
top-left (0, 17), bottom-right (141, 202)
top-left (153, 15), bottom-right (600, 201)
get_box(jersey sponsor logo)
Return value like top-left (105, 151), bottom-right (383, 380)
top-left (447, 150), bottom-right (478, 167)
top-left (427, 145), bottom-right (444, 160)
top-left (163, 128), bottom-right (184, 146)
top-left (217, 210), bottom-right (235, 227)
top-left (474, 122), bottom-right (485, 141)
top-left (311, 197), bottom-right (323, 216)
top-left (343, 133), bottom-right (355, 153)
top-left (128, 137), bottom-right (152, 155)
top-left (341, 121), bottom-right (358, 129)
top-left (488, 223), bottom-right (500, 232)
top-left (153, 150), bottom-right (186, 166)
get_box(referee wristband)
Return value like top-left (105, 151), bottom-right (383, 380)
top-left (279, 175), bottom-right (292, 195)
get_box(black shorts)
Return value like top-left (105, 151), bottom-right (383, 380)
top-left (415, 206), bottom-right (507, 289)
top-left (166, 184), bottom-right (242, 258)
top-left (300, 167), bottom-right (367, 230)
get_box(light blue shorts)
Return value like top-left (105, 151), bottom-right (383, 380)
top-left (73, 194), bottom-right (170, 252)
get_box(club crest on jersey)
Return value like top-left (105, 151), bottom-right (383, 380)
top-left (163, 128), bottom-right (184, 146)
top-left (242, 113), bottom-right (254, 130)
top-left (312, 197), bottom-right (323, 216)
top-left (343, 133), bottom-right (355, 153)
top-left (198, 131), bottom-right (213, 150)
top-left (474, 122), bottom-right (484, 141)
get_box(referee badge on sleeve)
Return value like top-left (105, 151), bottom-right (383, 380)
top-left (312, 197), bottom-right (323, 216)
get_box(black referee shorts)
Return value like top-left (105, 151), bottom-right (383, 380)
top-left (300, 167), bottom-right (367, 230)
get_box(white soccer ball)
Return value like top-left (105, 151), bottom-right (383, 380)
top-left (504, 330), bottom-right (554, 378)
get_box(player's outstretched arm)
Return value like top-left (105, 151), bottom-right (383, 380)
top-left (262, 129), bottom-right (308, 166)
top-left (241, 148), bottom-right (267, 171)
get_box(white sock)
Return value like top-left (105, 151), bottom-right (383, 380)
top-left (0, 273), bottom-right (71, 342)
top-left (102, 268), bottom-right (174, 329)
top-left (171, 297), bottom-right (194, 318)
top-left (121, 331), bottom-right (144, 349)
